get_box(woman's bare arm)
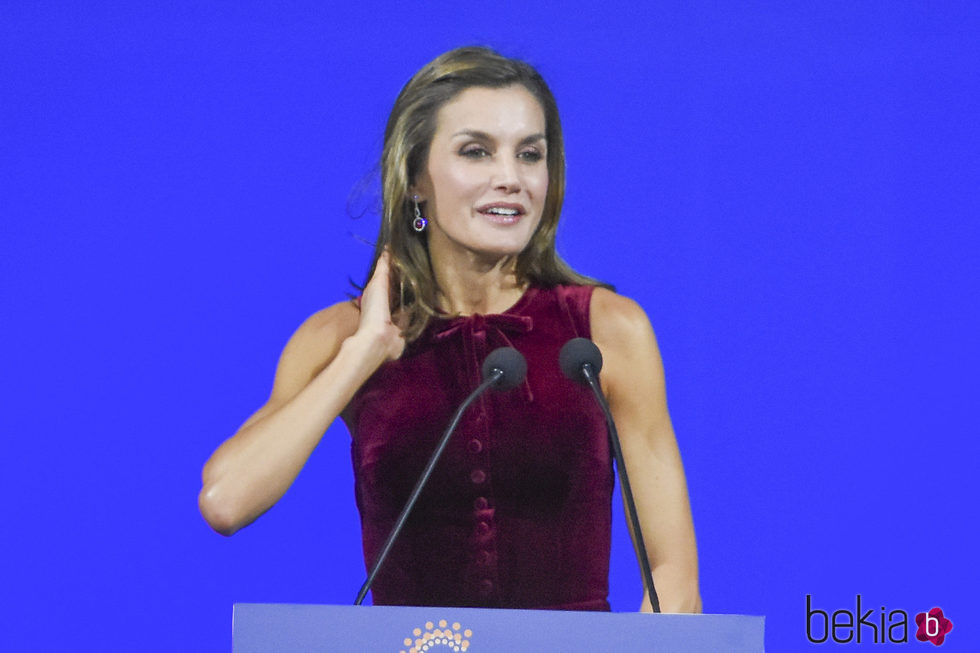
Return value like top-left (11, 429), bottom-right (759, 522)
top-left (198, 253), bottom-right (404, 535)
top-left (591, 288), bottom-right (702, 613)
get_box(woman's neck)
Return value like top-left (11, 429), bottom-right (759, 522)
top-left (430, 249), bottom-right (526, 316)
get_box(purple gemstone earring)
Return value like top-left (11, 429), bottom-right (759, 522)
top-left (412, 195), bottom-right (427, 232)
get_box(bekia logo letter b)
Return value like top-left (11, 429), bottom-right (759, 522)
top-left (915, 608), bottom-right (953, 646)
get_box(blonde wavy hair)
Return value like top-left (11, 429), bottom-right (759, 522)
top-left (366, 46), bottom-right (606, 342)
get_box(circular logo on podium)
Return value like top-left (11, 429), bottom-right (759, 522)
top-left (399, 619), bottom-right (472, 652)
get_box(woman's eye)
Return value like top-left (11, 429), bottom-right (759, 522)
top-left (519, 150), bottom-right (544, 163)
top-left (461, 147), bottom-right (489, 158)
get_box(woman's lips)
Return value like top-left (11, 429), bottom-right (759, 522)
top-left (477, 203), bottom-right (526, 225)
top-left (479, 210), bottom-right (523, 225)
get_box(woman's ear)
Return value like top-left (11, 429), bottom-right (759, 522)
top-left (410, 170), bottom-right (433, 204)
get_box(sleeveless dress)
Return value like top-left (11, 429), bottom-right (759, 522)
top-left (341, 284), bottom-right (613, 610)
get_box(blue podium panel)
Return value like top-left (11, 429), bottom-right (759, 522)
top-left (233, 603), bottom-right (765, 652)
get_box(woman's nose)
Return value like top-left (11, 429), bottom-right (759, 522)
top-left (491, 158), bottom-right (521, 192)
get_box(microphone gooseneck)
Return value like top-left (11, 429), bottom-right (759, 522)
top-left (558, 337), bottom-right (661, 613)
top-left (355, 346), bottom-right (527, 606)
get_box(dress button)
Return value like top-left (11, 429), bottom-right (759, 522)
top-left (473, 497), bottom-right (488, 510)
top-left (476, 521), bottom-right (490, 535)
top-left (477, 550), bottom-right (492, 566)
top-left (479, 579), bottom-right (494, 595)
top-left (470, 469), bottom-right (486, 484)
top-left (467, 438), bottom-right (483, 454)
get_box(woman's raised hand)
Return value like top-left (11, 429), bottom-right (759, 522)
top-left (355, 249), bottom-right (406, 362)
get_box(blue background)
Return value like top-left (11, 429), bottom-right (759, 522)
top-left (2, 2), bottom-right (977, 650)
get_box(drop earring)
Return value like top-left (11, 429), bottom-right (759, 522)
top-left (412, 195), bottom-right (428, 232)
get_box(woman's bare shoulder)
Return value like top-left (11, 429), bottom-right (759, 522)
top-left (295, 299), bottom-right (361, 343)
top-left (589, 287), bottom-right (654, 345)
top-left (589, 287), bottom-right (664, 390)
top-left (266, 299), bottom-right (362, 403)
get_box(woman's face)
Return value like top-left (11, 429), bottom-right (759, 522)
top-left (414, 85), bottom-right (548, 263)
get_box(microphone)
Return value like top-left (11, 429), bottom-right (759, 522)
top-left (482, 345), bottom-right (528, 390)
top-left (355, 347), bottom-right (527, 606)
top-left (559, 337), bottom-right (661, 613)
top-left (559, 336), bottom-right (602, 382)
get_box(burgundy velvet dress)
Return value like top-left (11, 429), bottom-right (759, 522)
top-left (342, 284), bottom-right (613, 610)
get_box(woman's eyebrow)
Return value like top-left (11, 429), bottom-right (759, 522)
top-left (451, 129), bottom-right (492, 140)
top-left (519, 133), bottom-right (547, 146)
top-left (451, 129), bottom-right (547, 145)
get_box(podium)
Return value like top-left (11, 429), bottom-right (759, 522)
top-left (233, 603), bottom-right (765, 652)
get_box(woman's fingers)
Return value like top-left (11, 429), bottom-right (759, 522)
top-left (357, 249), bottom-right (405, 360)
top-left (361, 250), bottom-right (392, 322)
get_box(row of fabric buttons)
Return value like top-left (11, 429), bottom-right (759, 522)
top-left (468, 412), bottom-right (495, 599)
top-left (472, 498), bottom-right (496, 597)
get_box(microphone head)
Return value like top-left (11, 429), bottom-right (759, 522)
top-left (481, 347), bottom-right (527, 391)
top-left (559, 337), bottom-right (603, 384)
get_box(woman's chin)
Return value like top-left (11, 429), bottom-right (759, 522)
top-left (428, 226), bottom-right (537, 265)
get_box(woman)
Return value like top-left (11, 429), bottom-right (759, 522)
top-left (199, 46), bottom-right (701, 613)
